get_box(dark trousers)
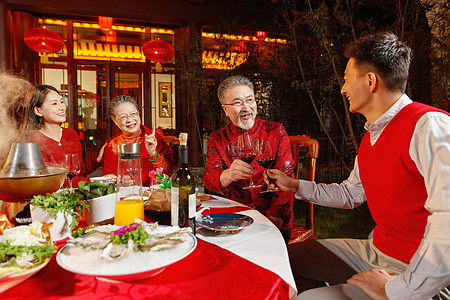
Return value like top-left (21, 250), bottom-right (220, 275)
top-left (287, 239), bottom-right (358, 293)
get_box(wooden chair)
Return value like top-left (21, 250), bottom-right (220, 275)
top-left (288, 135), bottom-right (319, 244)
top-left (161, 135), bottom-right (180, 146)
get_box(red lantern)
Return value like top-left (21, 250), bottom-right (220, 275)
top-left (256, 31), bottom-right (266, 41)
top-left (99, 16), bottom-right (113, 32)
top-left (142, 39), bottom-right (174, 63)
top-left (23, 27), bottom-right (64, 54)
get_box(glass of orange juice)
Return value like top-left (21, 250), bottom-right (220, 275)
top-left (114, 199), bottom-right (145, 226)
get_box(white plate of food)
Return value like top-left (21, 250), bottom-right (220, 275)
top-left (56, 222), bottom-right (196, 281)
top-left (0, 258), bottom-right (50, 293)
top-left (0, 222), bottom-right (56, 293)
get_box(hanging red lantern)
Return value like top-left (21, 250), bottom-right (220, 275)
top-left (24, 27), bottom-right (64, 54)
top-left (98, 16), bottom-right (113, 32)
top-left (142, 39), bottom-right (174, 63)
top-left (256, 31), bottom-right (266, 41)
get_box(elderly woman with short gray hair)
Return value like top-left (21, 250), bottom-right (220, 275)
top-left (102, 95), bottom-right (173, 186)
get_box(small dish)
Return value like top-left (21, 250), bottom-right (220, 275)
top-left (0, 258), bottom-right (50, 293)
top-left (197, 213), bottom-right (254, 234)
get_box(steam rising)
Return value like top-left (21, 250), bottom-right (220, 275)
top-left (0, 72), bottom-right (35, 167)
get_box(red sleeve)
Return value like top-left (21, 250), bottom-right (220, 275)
top-left (266, 124), bottom-right (295, 229)
top-left (102, 141), bottom-right (118, 176)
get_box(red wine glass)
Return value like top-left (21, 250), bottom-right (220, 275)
top-left (256, 140), bottom-right (279, 193)
top-left (237, 133), bottom-right (260, 189)
top-left (63, 153), bottom-right (80, 193)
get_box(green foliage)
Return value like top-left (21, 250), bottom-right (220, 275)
top-left (175, 0), bottom-right (443, 179)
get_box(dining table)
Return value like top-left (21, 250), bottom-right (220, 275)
top-left (0, 194), bottom-right (298, 300)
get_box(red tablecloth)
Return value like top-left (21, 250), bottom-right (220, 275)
top-left (1, 206), bottom-right (292, 300)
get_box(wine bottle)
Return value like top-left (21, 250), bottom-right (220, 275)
top-left (171, 132), bottom-right (196, 234)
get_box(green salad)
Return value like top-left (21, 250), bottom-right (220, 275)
top-left (31, 190), bottom-right (88, 230)
top-left (75, 181), bottom-right (115, 200)
top-left (0, 222), bottom-right (57, 275)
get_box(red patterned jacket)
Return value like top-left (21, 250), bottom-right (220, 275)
top-left (203, 118), bottom-right (295, 230)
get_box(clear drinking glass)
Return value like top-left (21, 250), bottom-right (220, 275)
top-left (63, 153), bottom-right (80, 193)
top-left (256, 140), bottom-right (279, 193)
top-left (237, 133), bottom-right (261, 189)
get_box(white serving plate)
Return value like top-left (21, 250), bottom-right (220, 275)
top-left (56, 229), bottom-right (196, 281)
top-left (0, 258), bottom-right (50, 293)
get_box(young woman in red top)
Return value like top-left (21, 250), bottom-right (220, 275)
top-left (28, 85), bottom-right (107, 187)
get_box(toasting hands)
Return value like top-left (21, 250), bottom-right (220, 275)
top-left (263, 169), bottom-right (299, 193)
top-left (219, 159), bottom-right (254, 189)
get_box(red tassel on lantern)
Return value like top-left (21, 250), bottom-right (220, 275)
top-left (239, 40), bottom-right (247, 52)
top-left (99, 16), bottom-right (113, 32)
top-left (105, 30), bottom-right (116, 45)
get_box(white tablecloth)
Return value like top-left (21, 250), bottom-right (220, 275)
top-left (198, 196), bottom-right (297, 299)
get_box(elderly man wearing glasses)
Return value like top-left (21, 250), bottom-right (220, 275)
top-left (102, 95), bottom-right (173, 185)
top-left (202, 75), bottom-right (295, 243)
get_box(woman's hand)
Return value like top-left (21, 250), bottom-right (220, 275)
top-left (145, 125), bottom-right (158, 157)
top-left (103, 174), bottom-right (117, 184)
top-left (96, 144), bottom-right (107, 163)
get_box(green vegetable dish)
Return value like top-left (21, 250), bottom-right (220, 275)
top-left (0, 222), bottom-right (57, 275)
top-left (75, 181), bottom-right (116, 200)
top-left (30, 190), bottom-right (88, 230)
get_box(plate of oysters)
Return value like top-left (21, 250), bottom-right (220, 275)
top-left (56, 221), bottom-right (196, 281)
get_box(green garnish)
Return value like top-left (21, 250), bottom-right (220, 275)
top-left (30, 190), bottom-right (88, 230)
top-left (71, 225), bottom-right (94, 239)
top-left (75, 181), bottom-right (116, 200)
top-left (0, 242), bottom-right (57, 267)
top-left (111, 224), bottom-right (149, 245)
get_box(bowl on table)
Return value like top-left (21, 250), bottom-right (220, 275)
top-left (84, 193), bottom-right (117, 225)
top-left (89, 176), bottom-right (112, 186)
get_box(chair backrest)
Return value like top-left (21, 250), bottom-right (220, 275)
top-left (162, 135), bottom-right (180, 167)
top-left (162, 135), bottom-right (180, 146)
top-left (288, 135), bottom-right (319, 230)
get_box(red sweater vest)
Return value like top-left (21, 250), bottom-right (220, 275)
top-left (358, 102), bottom-right (448, 263)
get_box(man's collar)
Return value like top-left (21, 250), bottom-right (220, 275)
top-left (364, 94), bottom-right (412, 132)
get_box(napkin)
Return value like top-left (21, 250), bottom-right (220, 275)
top-left (200, 206), bottom-right (250, 216)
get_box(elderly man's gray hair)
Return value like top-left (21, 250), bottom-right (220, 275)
top-left (217, 75), bottom-right (254, 103)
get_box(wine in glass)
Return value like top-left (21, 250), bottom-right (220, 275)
top-left (237, 133), bottom-right (260, 189)
top-left (63, 153), bottom-right (80, 193)
top-left (256, 140), bottom-right (279, 193)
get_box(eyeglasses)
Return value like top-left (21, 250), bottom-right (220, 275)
top-left (222, 98), bottom-right (256, 107)
top-left (117, 111), bottom-right (139, 122)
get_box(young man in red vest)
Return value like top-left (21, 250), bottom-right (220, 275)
top-left (265, 32), bottom-right (450, 299)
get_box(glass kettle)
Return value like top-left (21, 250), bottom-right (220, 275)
top-left (116, 143), bottom-right (143, 201)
